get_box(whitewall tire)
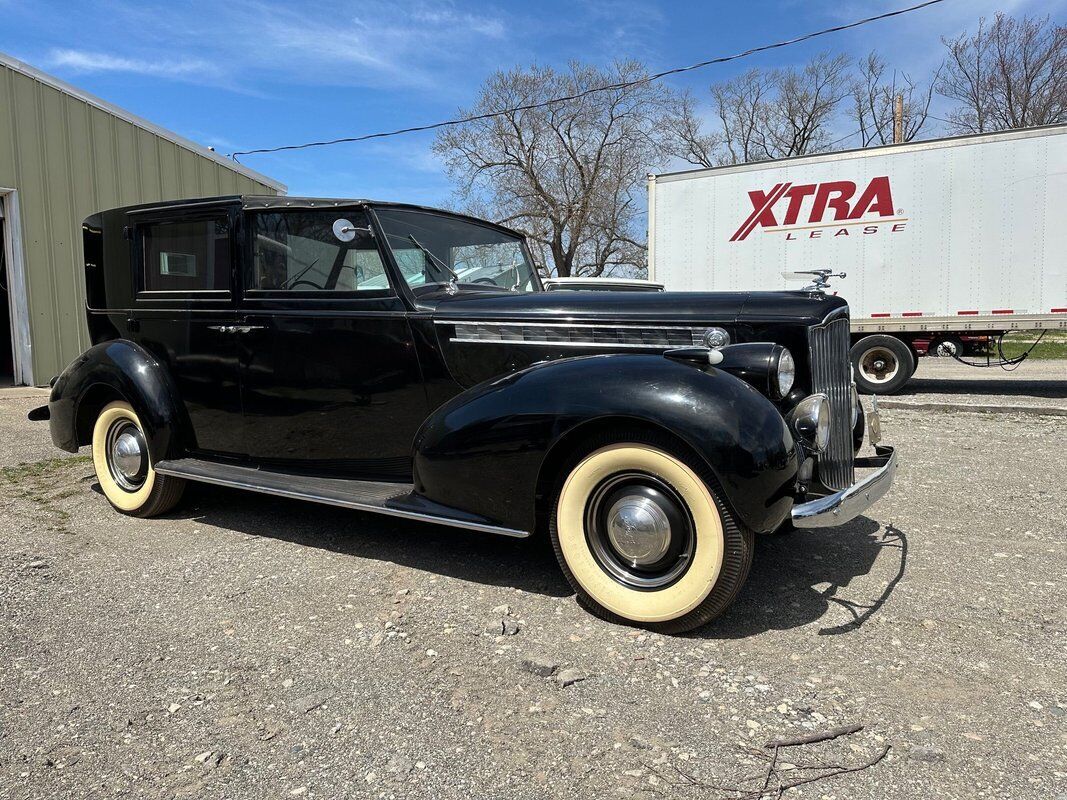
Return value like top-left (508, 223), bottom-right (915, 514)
top-left (549, 432), bottom-right (753, 633)
top-left (91, 401), bottom-right (185, 517)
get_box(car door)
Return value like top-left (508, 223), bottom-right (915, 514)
top-left (236, 207), bottom-right (426, 478)
top-left (130, 207), bottom-right (244, 455)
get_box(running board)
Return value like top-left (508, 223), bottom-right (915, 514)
top-left (154, 458), bottom-right (529, 538)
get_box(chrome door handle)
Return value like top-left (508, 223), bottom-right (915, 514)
top-left (207, 325), bottom-right (265, 334)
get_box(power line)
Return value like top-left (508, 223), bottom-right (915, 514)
top-left (827, 129), bottom-right (864, 148)
top-left (228, 0), bottom-right (947, 161)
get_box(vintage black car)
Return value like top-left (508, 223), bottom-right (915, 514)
top-left (33, 196), bottom-right (897, 632)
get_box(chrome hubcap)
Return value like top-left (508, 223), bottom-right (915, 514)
top-left (106, 421), bottom-right (147, 491)
top-left (606, 496), bottom-right (672, 567)
top-left (584, 472), bottom-right (694, 590)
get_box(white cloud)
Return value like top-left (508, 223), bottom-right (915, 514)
top-left (410, 4), bottom-right (507, 39)
top-left (35, 0), bottom-right (515, 94)
top-left (47, 48), bottom-right (218, 80)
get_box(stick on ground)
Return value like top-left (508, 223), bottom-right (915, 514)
top-left (763, 723), bottom-right (863, 749)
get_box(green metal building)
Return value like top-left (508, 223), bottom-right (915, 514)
top-left (0, 51), bottom-right (285, 386)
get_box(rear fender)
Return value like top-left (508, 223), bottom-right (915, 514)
top-left (47, 340), bottom-right (187, 460)
top-left (413, 354), bottom-right (799, 535)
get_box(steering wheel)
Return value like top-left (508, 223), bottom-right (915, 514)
top-left (473, 277), bottom-right (500, 286)
top-left (290, 280), bottom-right (324, 290)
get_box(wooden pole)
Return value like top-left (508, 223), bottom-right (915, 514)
top-left (893, 94), bottom-right (904, 143)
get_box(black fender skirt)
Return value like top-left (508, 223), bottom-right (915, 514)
top-left (46, 339), bottom-right (187, 460)
top-left (413, 354), bottom-right (799, 536)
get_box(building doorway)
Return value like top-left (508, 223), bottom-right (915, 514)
top-left (0, 199), bottom-right (13, 385)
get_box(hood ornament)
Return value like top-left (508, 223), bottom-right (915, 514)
top-left (786, 269), bottom-right (847, 296)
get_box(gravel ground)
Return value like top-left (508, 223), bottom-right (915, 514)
top-left (0, 390), bottom-right (56, 466)
top-left (1, 392), bottom-right (1065, 799)
top-left (899, 358), bottom-right (1066, 411)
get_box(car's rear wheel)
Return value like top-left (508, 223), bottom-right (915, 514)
top-left (91, 401), bottom-right (185, 517)
top-left (549, 431), bottom-right (753, 633)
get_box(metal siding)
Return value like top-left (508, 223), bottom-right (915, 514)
top-left (65, 100), bottom-right (96, 352)
top-left (0, 60), bottom-right (281, 384)
top-left (158, 139), bottom-right (180, 195)
top-left (0, 70), bottom-right (17, 183)
top-left (42, 85), bottom-right (78, 366)
top-left (178, 146), bottom-right (201, 197)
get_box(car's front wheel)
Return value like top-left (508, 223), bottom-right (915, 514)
top-left (549, 432), bottom-right (753, 633)
top-left (91, 401), bottom-right (185, 517)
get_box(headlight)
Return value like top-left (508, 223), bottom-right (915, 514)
top-left (792, 394), bottom-right (831, 451)
top-left (715, 343), bottom-right (793, 400)
top-left (776, 349), bottom-right (795, 398)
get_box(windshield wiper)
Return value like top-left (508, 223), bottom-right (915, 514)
top-left (393, 234), bottom-right (459, 288)
top-left (279, 257), bottom-right (320, 289)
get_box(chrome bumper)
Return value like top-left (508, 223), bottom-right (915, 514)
top-left (791, 445), bottom-right (897, 529)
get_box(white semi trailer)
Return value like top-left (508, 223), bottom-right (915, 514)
top-left (647, 125), bottom-right (1067, 393)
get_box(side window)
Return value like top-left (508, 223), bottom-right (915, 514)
top-left (250, 211), bottom-right (390, 293)
top-left (142, 217), bottom-right (231, 293)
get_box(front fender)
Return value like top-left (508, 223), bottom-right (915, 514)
top-left (48, 339), bottom-right (187, 460)
top-left (413, 354), bottom-right (799, 535)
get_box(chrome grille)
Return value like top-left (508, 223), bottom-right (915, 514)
top-left (449, 322), bottom-right (703, 349)
top-left (808, 315), bottom-right (855, 491)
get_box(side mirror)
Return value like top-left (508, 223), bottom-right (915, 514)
top-left (333, 218), bottom-right (373, 242)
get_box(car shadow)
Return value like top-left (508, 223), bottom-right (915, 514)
top-left (706, 519), bottom-right (908, 639)
top-left (96, 481), bottom-right (908, 634)
top-left (170, 481), bottom-right (573, 598)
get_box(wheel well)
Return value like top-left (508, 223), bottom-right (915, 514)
top-left (75, 384), bottom-right (125, 446)
top-left (532, 416), bottom-right (726, 536)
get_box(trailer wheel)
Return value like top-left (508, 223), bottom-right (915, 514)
top-left (851, 335), bottom-right (914, 395)
top-left (933, 336), bottom-right (965, 358)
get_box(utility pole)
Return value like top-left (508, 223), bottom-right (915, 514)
top-left (893, 94), bottom-right (904, 143)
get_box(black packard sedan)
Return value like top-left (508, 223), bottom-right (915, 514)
top-left (33, 196), bottom-right (897, 633)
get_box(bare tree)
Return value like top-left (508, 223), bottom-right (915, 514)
top-left (665, 90), bottom-right (723, 168)
top-left (433, 61), bottom-right (676, 277)
top-left (850, 52), bottom-right (938, 145)
top-left (668, 53), bottom-right (850, 167)
top-left (764, 52), bottom-right (852, 157)
top-left (710, 67), bottom-right (777, 164)
top-left (939, 13), bottom-right (1066, 133)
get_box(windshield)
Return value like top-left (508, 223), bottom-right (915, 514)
top-left (373, 208), bottom-right (539, 293)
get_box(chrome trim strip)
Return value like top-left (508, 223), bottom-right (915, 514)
top-left (443, 320), bottom-right (705, 348)
top-left (154, 462), bottom-right (530, 539)
top-left (791, 445), bottom-right (897, 528)
top-left (436, 320), bottom-right (709, 332)
top-left (822, 305), bottom-right (851, 323)
top-left (450, 338), bottom-right (688, 349)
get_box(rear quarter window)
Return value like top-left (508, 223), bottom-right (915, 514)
top-left (141, 217), bottom-right (231, 293)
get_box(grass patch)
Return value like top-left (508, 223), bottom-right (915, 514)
top-left (1, 455), bottom-right (93, 534)
top-left (992, 330), bottom-right (1067, 360)
top-left (1, 455), bottom-right (92, 483)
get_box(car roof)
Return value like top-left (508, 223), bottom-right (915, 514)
top-left (106, 195), bottom-right (524, 238)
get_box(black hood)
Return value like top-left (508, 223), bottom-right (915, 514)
top-left (424, 287), bottom-right (846, 325)
top-left (737, 291), bottom-right (849, 325)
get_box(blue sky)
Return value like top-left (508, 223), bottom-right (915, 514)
top-left (3, 0), bottom-right (1064, 200)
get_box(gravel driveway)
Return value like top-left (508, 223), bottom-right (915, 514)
top-left (1, 388), bottom-right (1064, 799)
